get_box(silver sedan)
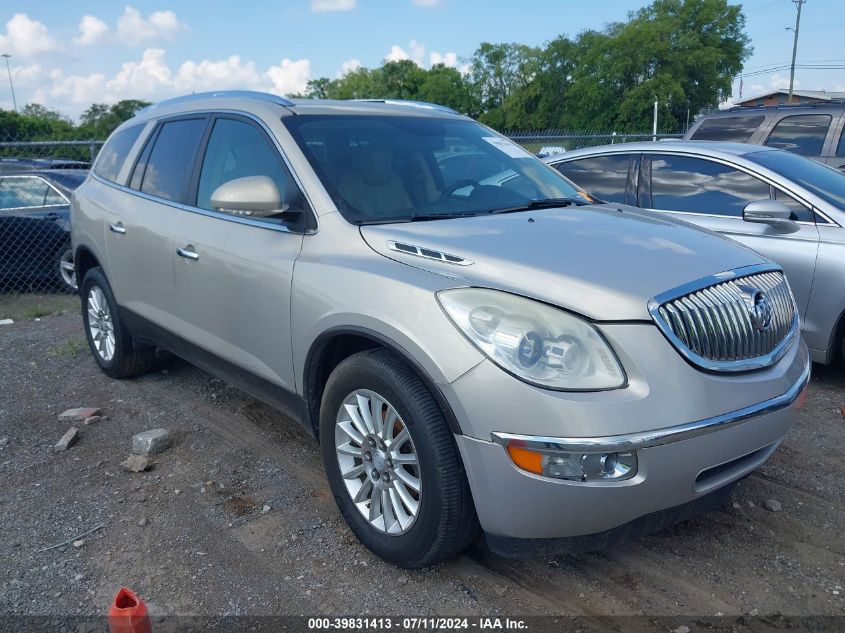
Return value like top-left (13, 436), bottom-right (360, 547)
top-left (546, 141), bottom-right (845, 365)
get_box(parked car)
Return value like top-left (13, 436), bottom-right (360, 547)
top-left (0, 169), bottom-right (86, 291)
top-left (546, 141), bottom-right (845, 365)
top-left (684, 104), bottom-right (845, 170)
top-left (537, 146), bottom-right (565, 158)
top-left (72, 92), bottom-right (809, 567)
top-left (0, 157), bottom-right (91, 173)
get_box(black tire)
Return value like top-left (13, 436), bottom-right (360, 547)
top-left (80, 267), bottom-right (154, 379)
top-left (320, 348), bottom-right (478, 568)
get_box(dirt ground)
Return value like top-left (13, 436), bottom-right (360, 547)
top-left (0, 306), bottom-right (843, 623)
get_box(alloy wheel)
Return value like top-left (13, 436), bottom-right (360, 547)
top-left (87, 285), bottom-right (115, 361)
top-left (334, 389), bottom-right (422, 535)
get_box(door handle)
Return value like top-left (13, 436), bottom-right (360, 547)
top-left (109, 222), bottom-right (126, 235)
top-left (176, 246), bottom-right (199, 261)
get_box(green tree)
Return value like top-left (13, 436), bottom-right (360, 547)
top-left (78, 99), bottom-right (150, 137)
top-left (563, 0), bottom-right (750, 131)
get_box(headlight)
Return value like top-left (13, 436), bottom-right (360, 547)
top-left (437, 288), bottom-right (625, 391)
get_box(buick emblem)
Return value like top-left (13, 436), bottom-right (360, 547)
top-left (750, 290), bottom-right (773, 332)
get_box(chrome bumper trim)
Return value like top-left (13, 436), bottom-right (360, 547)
top-left (491, 361), bottom-right (810, 453)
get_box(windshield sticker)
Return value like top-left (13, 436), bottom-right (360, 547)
top-left (482, 136), bottom-right (534, 159)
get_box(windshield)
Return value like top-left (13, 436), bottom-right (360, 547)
top-left (283, 114), bottom-right (584, 223)
top-left (748, 149), bottom-right (845, 209)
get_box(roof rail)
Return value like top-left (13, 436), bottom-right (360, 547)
top-left (727, 101), bottom-right (845, 112)
top-left (353, 99), bottom-right (459, 114)
top-left (141, 90), bottom-right (294, 113)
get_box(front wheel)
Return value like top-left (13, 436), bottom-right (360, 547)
top-left (320, 348), bottom-right (478, 568)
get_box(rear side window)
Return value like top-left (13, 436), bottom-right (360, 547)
top-left (140, 118), bottom-right (207, 202)
top-left (837, 127), bottom-right (845, 157)
top-left (93, 124), bottom-right (144, 183)
top-left (196, 118), bottom-right (305, 217)
top-left (0, 176), bottom-right (65, 209)
top-left (765, 114), bottom-right (832, 156)
top-left (646, 154), bottom-right (770, 217)
top-left (555, 155), bottom-right (631, 204)
top-left (690, 115), bottom-right (765, 142)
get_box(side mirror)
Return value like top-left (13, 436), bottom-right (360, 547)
top-left (210, 175), bottom-right (301, 221)
top-left (742, 199), bottom-right (799, 234)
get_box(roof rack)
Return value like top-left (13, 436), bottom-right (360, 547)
top-left (727, 100), bottom-right (845, 112)
top-left (353, 99), bottom-right (459, 114)
top-left (141, 90), bottom-right (294, 113)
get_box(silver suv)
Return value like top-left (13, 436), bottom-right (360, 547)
top-left (72, 91), bottom-right (810, 567)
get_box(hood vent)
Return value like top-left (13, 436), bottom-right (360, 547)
top-left (387, 240), bottom-right (473, 266)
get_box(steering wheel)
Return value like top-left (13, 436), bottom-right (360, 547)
top-left (439, 179), bottom-right (481, 201)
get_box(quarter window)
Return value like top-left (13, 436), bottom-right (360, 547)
top-left (765, 114), bottom-right (832, 156)
top-left (555, 155), bottom-right (631, 204)
top-left (690, 115), bottom-right (765, 142)
top-left (196, 118), bottom-right (305, 220)
top-left (140, 118), bottom-right (208, 202)
top-left (837, 126), bottom-right (845, 157)
top-left (0, 177), bottom-right (66, 210)
top-left (93, 124), bottom-right (144, 183)
top-left (646, 155), bottom-right (770, 217)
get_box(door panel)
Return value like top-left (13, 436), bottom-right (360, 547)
top-left (104, 116), bottom-right (208, 341)
top-left (172, 214), bottom-right (303, 389)
top-left (642, 153), bottom-right (819, 319)
top-left (172, 115), bottom-right (309, 392)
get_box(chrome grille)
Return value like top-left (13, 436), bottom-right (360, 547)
top-left (651, 268), bottom-right (798, 372)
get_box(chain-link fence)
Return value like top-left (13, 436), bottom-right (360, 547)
top-left (0, 140), bottom-right (102, 322)
top-left (504, 129), bottom-right (684, 154)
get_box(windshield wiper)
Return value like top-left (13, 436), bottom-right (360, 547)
top-left (487, 197), bottom-right (588, 215)
top-left (409, 211), bottom-right (482, 222)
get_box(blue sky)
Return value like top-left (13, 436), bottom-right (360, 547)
top-left (2, 0), bottom-right (844, 119)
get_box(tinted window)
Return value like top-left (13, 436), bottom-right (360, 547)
top-left (647, 154), bottom-right (770, 217)
top-left (141, 118), bottom-right (207, 202)
top-left (196, 118), bottom-right (304, 218)
top-left (555, 155), bottom-right (631, 204)
top-left (690, 115), bottom-right (765, 142)
top-left (837, 127), bottom-right (845, 157)
top-left (749, 149), bottom-right (845, 208)
top-left (772, 188), bottom-right (814, 223)
top-left (0, 177), bottom-right (65, 209)
top-left (93, 124), bottom-right (144, 183)
top-left (765, 114), bottom-right (832, 156)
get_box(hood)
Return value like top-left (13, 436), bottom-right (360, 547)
top-left (360, 205), bottom-right (768, 321)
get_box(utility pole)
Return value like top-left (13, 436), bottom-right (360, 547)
top-left (652, 97), bottom-right (658, 141)
top-left (1, 54), bottom-right (16, 112)
top-left (787, 0), bottom-right (806, 104)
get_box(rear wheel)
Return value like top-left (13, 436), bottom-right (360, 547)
top-left (56, 246), bottom-right (77, 291)
top-left (320, 348), bottom-right (478, 568)
top-left (80, 267), bottom-right (154, 378)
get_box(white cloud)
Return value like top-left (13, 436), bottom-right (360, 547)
top-left (177, 55), bottom-right (262, 92)
top-left (384, 40), bottom-right (465, 72)
top-left (429, 51), bottom-right (457, 67)
top-left (385, 39), bottom-right (426, 66)
top-left (337, 58), bottom-right (362, 77)
top-left (310, 0), bottom-right (357, 12)
top-left (116, 6), bottom-right (186, 45)
top-left (107, 48), bottom-right (173, 97)
top-left (37, 48), bottom-right (312, 110)
top-left (266, 58), bottom-right (311, 95)
top-left (74, 15), bottom-right (109, 46)
top-left (0, 13), bottom-right (58, 58)
top-left (411, 0), bottom-right (441, 6)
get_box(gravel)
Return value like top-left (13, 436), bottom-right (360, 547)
top-left (1, 310), bottom-right (843, 618)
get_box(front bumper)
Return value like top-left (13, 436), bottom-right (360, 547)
top-left (449, 326), bottom-right (809, 542)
